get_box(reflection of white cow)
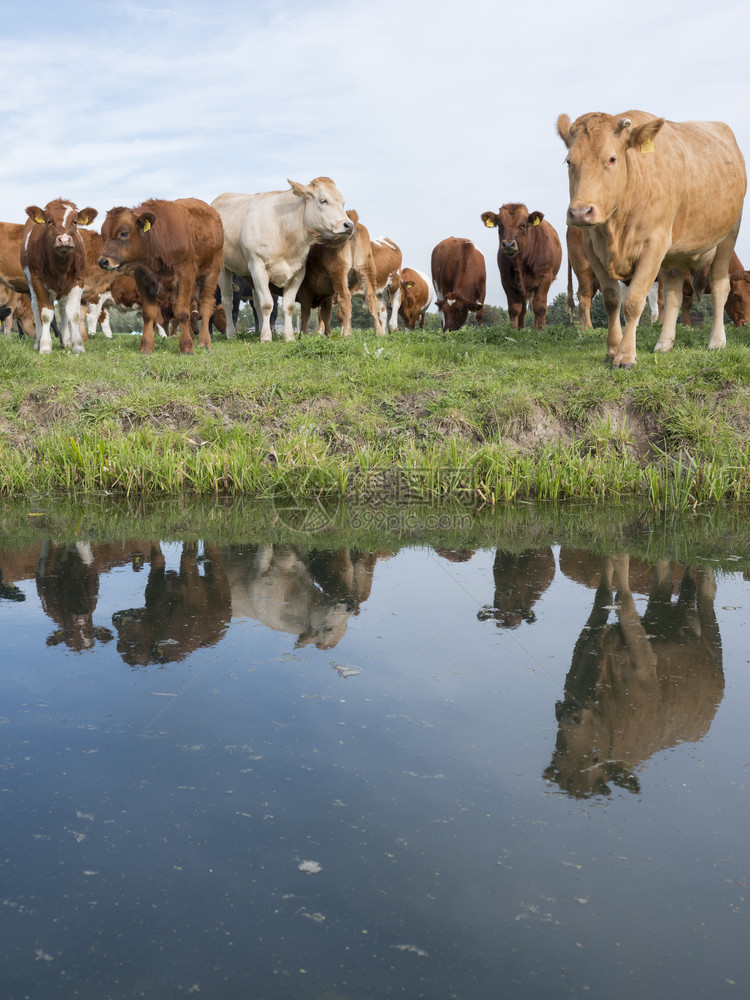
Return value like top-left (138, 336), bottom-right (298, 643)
top-left (222, 545), bottom-right (376, 650)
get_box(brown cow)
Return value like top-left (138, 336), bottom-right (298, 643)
top-left (98, 198), bottom-right (224, 354)
top-left (557, 110), bottom-right (747, 367)
top-left (431, 237), bottom-right (486, 331)
top-left (20, 199), bottom-right (98, 355)
top-left (481, 203), bottom-right (561, 329)
top-left (297, 210), bottom-right (384, 337)
top-left (545, 552), bottom-right (724, 798)
top-left (398, 267), bottom-right (433, 330)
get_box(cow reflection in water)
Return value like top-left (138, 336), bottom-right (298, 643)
top-left (545, 553), bottom-right (724, 798)
top-left (222, 545), bottom-right (377, 650)
top-left (37, 542), bottom-right (115, 651)
top-left (112, 543), bottom-right (231, 666)
top-left (478, 548), bottom-right (555, 628)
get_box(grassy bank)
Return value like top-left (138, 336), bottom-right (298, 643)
top-left (2, 319), bottom-right (750, 509)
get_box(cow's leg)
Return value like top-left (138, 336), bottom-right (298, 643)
top-left (61, 288), bottom-right (86, 354)
top-left (319, 297), bottom-right (334, 337)
top-left (600, 279), bottom-right (624, 362)
top-left (388, 283), bottom-right (401, 332)
top-left (507, 296), bottom-right (524, 330)
top-left (376, 290), bottom-right (388, 332)
top-left (646, 282), bottom-right (659, 323)
top-left (475, 305), bottom-right (485, 327)
top-left (577, 271), bottom-right (597, 330)
top-left (707, 231), bottom-right (738, 350)
top-left (172, 285), bottom-right (196, 355)
top-left (196, 255), bottom-right (223, 351)
top-left (217, 267), bottom-right (237, 338)
top-left (298, 291), bottom-right (312, 336)
top-left (532, 282), bottom-right (552, 328)
top-left (363, 272), bottom-right (385, 336)
top-left (654, 268), bottom-right (684, 353)
top-left (99, 307), bottom-right (113, 339)
top-left (138, 297), bottom-right (158, 354)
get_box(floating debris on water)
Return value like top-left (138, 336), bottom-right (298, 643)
top-left (298, 860), bottom-right (322, 874)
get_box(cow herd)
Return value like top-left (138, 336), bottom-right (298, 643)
top-left (1, 109), bottom-right (750, 367)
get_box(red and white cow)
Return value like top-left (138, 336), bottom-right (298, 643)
top-left (212, 178), bottom-right (353, 343)
top-left (350, 237), bottom-right (402, 333)
top-left (431, 237), bottom-right (486, 331)
top-left (398, 267), bottom-right (433, 329)
top-left (98, 198), bottom-right (224, 354)
top-left (20, 199), bottom-right (97, 355)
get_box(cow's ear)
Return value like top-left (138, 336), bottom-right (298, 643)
top-left (528, 211), bottom-right (544, 227)
top-left (26, 205), bottom-right (45, 224)
top-left (435, 298), bottom-right (445, 310)
top-left (288, 179), bottom-right (312, 200)
top-left (628, 118), bottom-right (665, 154)
top-left (347, 209), bottom-right (359, 224)
top-left (77, 208), bottom-right (98, 227)
top-left (136, 212), bottom-right (156, 234)
top-left (557, 114), bottom-right (573, 148)
top-left (481, 211), bottom-right (499, 229)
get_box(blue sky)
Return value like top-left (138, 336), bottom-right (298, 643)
top-left (3, 0), bottom-right (750, 310)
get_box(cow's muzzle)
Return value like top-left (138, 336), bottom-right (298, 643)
top-left (567, 205), bottom-right (597, 226)
top-left (98, 256), bottom-right (120, 271)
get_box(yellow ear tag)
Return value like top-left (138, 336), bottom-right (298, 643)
top-left (484, 219), bottom-right (495, 228)
top-left (640, 139), bottom-right (655, 154)
top-left (532, 217), bottom-right (541, 226)
top-left (142, 220), bottom-right (151, 232)
top-left (35, 216), bottom-right (45, 225)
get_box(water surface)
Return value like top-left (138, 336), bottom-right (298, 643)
top-left (1, 509), bottom-right (749, 999)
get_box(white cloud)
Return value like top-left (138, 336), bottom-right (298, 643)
top-left (2, 0), bottom-right (750, 309)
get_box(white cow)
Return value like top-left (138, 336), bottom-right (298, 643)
top-left (212, 178), bottom-right (353, 343)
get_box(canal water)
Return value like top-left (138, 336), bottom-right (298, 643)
top-left (1, 500), bottom-right (748, 999)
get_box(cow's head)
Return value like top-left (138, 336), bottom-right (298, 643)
top-left (289, 177), bottom-right (354, 242)
top-left (436, 292), bottom-right (481, 332)
top-left (481, 204), bottom-right (543, 257)
top-left (26, 200), bottom-right (97, 256)
top-left (726, 270), bottom-right (750, 326)
top-left (98, 206), bottom-right (153, 272)
top-left (557, 111), bottom-right (665, 227)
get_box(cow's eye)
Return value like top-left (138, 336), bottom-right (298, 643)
top-left (319, 198), bottom-right (328, 205)
top-left (608, 156), bottom-right (616, 165)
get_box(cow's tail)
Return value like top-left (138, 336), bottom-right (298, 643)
top-left (566, 255), bottom-right (576, 324)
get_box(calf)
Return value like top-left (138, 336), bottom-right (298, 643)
top-left (481, 203), bottom-right (561, 329)
top-left (20, 199), bottom-right (97, 354)
top-left (398, 267), bottom-right (433, 329)
top-left (98, 198), bottom-right (224, 354)
top-left (431, 237), bottom-right (486, 331)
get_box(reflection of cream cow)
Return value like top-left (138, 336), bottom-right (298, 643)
top-left (544, 553), bottom-right (724, 798)
top-left (222, 545), bottom-right (377, 650)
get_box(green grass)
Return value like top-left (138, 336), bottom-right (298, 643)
top-left (3, 319), bottom-right (750, 510)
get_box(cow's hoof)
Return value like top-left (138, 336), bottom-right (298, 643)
top-left (73, 345), bottom-right (85, 355)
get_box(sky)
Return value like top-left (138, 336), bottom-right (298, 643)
top-left (3, 0), bottom-right (750, 312)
